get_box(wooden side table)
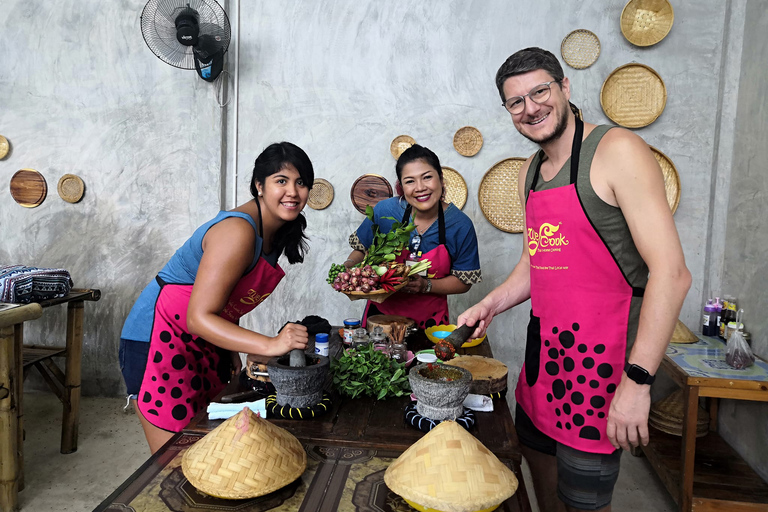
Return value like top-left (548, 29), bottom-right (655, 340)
top-left (641, 336), bottom-right (768, 511)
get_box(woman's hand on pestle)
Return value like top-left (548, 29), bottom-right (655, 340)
top-left (271, 323), bottom-right (309, 356)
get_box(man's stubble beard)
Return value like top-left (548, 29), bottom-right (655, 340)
top-left (519, 103), bottom-right (569, 146)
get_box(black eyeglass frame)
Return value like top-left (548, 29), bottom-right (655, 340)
top-left (502, 80), bottom-right (561, 115)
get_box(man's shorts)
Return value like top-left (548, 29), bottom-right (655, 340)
top-left (119, 338), bottom-right (150, 398)
top-left (516, 404), bottom-right (622, 511)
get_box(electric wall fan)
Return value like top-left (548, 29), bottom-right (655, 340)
top-left (140, 0), bottom-right (231, 82)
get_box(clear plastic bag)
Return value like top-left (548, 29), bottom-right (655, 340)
top-left (725, 329), bottom-right (754, 369)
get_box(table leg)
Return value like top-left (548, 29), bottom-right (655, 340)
top-left (0, 325), bottom-right (19, 512)
top-left (708, 397), bottom-right (718, 432)
top-left (61, 300), bottom-right (84, 454)
top-left (12, 326), bottom-right (23, 492)
top-left (679, 385), bottom-right (699, 512)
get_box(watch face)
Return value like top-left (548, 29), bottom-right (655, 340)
top-left (626, 364), bottom-right (650, 384)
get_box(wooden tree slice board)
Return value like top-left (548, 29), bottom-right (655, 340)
top-left (367, 315), bottom-right (415, 336)
top-left (10, 169), bottom-right (47, 208)
top-left (444, 355), bottom-right (508, 395)
top-left (350, 174), bottom-right (393, 214)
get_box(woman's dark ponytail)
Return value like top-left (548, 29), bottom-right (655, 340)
top-left (250, 142), bottom-right (314, 264)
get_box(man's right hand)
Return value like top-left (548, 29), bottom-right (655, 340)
top-left (272, 323), bottom-right (309, 355)
top-left (458, 303), bottom-right (495, 340)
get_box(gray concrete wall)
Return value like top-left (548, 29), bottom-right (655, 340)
top-left (717, 0), bottom-right (768, 483)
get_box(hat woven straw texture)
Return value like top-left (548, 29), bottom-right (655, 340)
top-left (670, 319), bottom-right (698, 344)
top-left (441, 166), bottom-right (468, 209)
top-left (649, 146), bottom-right (680, 214)
top-left (307, 177), bottom-right (334, 210)
top-left (391, 135), bottom-right (416, 159)
top-left (478, 158), bottom-right (527, 233)
top-left (561, 29), bottom-right (601, 70)
top-left (649, 390), bottom-right (709, 438)
top-left (600, 63), bottom-right (666, 129)
top-left (181, 408), bottom-right (306, 499)
top-left (0, 135), bottom-right (8, 159)
top-left (57, 174), bottom-right (85, 204)
top-left (453, 126), bottom-right (483, 157)
top-left (620, 0), bottom-right (674, 47)
top-left (384, 420), bottom-right (518, 512)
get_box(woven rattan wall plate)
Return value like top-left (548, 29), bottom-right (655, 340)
top-left (390, 135), bottom-right (416, 160)
top-left (561, 29), bottom-right (601, 69)
top-left (57, 174), bottom-right (85, 204)
top-left (10, 169), bottom-right (47, 208)
top-left (478, 158), bottom-right (527, 233)
top-left (307, 177), bottom-right (334, 210)
top-left (620, 0), bottom-right (674, 47)
top-left (441, 166), bottom-right (468, 209)
top-left (650, 146), bottom-right (680, 214)
top-left (601, 63), bottom-right (666, 128)
top-left (0, 135), bottom-right (8, 159)
top-left (350, 174), bottom-right (393, 214)
top-left (453, 126), bottom-right (483, 157)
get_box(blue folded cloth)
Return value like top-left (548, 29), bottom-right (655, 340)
top-left (207, 399), bottom-right (266, 420)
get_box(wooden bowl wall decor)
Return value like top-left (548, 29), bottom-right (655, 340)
top-left (10, 169), bottom-right (47, 208)
top-left (350, 174), bottom-right (393, 214)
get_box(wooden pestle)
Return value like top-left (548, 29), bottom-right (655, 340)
top-left (434, 323), bottom-right (476, 361)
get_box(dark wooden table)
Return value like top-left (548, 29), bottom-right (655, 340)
top-left (96, 329), bottom-right (531, 512)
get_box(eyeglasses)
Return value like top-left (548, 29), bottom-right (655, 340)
top-left (502, 81), bottom-right (560, 115)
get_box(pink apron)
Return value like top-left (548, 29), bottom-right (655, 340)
top-left (363, 204), bottom-right (451, 329)
top-left (138, 253), bottom-right (285, 432)
top-left (515, 118), bottom-right (644, 454)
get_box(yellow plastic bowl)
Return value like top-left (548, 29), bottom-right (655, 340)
top-left (425, 324), bottom-right (486, 348)
top-left (404, 498), bottom-right (500, 512)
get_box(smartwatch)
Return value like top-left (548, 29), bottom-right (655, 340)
top-left (624, 363), bottom-right (655, 385)
top-left (423, 278), bottom-right (432, 294)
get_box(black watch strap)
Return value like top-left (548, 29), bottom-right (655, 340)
top-left (624, 362), bottom-right (655, 385)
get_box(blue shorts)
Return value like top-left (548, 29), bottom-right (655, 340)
top-left (118, 338), bottom-right (149, 398)
top-left (516, 404), bottom-right (622, 511)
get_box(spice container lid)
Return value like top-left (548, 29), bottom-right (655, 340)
top-left (315, 333), bottom-right (329, 343)
top-left (344, 318), bottom-right (361, 327)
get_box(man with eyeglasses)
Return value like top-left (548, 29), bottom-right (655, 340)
top-left (459, 47), bottom-right (690, 512)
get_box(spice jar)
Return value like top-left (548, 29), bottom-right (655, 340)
top-left (314, 333), bottom-right (329, 357)
top-left (343, 318), bottom-right (361, 345)
top-left (389, 343), bottom-right (408, 363)
top-left (352, 328), bottom-right (370, 349)
top-left (370, 326), bottom-right (389, 353)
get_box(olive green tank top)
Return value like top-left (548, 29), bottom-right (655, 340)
top-left (524, 125), bottom-right (648, 349)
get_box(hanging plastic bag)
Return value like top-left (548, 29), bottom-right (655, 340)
top-left (725, 309), bottom-right (754, 369)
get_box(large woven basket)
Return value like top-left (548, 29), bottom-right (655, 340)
top-left (385, 421), bottom-right (518, 512)
top-left (442, 166), bottom-right (468, 209)
top-left (649, 390), bottom-right (709, 438)
top-left (561, 29), bottom-right (601, 70)
top-left (391, 134), bottom-right (416, 159)
top-left (478, 158), bottom-right (527, 233)
top-left (307, 177), bottom-right (334, 210)
top-left (649, 146), bottom-right (680, 214)
top-left (181, 408), bottom-right (306, 499)
top-left (601, 63), bottom-right (667, 128)
top-left (340, 279), bottom-right (407, 304)
top-left (620, 0), bottom-right (674, 47)
top-left (453, 126), bottom-right (483, 157)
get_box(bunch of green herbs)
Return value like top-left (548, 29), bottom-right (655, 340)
top-left (330, 342), bottom-right (411, 400)
top-left (360, 204), bottom-right (415, 267)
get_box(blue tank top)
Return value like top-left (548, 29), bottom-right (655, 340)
top-left (120, 211), bottom-right (263, 342)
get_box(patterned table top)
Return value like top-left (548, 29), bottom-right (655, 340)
top-left (666, 336), bottom-right (768, 381)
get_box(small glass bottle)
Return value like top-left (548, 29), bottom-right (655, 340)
top-left (369, 326), bottom-right (389, 353)
top-left (314, 333), bottom-right (329, 357)
top-left (343, 318), bottom-right (361, 345)
top-left (351, 328), bottom-right (370, 349)
top-left (389, 343), bottom-right (408, 363)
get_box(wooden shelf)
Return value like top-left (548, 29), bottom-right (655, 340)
top-left (642, 426), bottom-right (768, 511)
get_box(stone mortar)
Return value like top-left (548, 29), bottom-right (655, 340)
top-left (408, 363), bottom-right (472, 421)
top-left (267, 354), bottom-right (329, 408)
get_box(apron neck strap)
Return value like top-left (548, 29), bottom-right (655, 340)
top-left (402, 203), bottom-right (447, 245)
top-left (529, 116), bottom-right (585, 192)
top-left (255, 198), bottom-right (265, 238)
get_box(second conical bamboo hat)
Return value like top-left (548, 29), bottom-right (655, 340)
top-left (384, 421), bottom-right (518, 512)
top-left (182, 408), bottom-right (306, 499)
top-left (671, 319), bottom-right (698, 344)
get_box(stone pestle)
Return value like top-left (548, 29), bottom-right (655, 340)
top-left (435, 323), bottom-right (476, 361)
top-left (289, 348), bottom-right (306, 367)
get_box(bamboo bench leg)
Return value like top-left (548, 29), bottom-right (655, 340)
top-left (13, 326), bottom-right (23, 493)
top-left (60, 301), bottom-right (84, 454)
top-left (0, 325), bottom-right (19, 512)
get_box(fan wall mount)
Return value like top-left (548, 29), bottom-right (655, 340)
top-left (141, 0), bottom-right (231, 82)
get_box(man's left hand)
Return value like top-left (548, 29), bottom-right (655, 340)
top-left (606, 375), bottom-right (651, 451)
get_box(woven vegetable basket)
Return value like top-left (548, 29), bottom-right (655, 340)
top-left (561, 29), bottom-right (601, 70)
top-left (307, 177), bottom-right (334, 210)
top-left (649, 146), bottom-right (680, 214)
top-left (453, 126), bottom-right (483, 157)
top-left (478, 157), bottom-right (527, 233)
top-left (442, 166), bottom-right (468, 209)
top-left (340, 279), bottom-right (407, 304)
top-left (601, 63), bottom-right (667, 128)
top-left (391, 134), bottom-right (416, 159)
top-left (620, 0), bottom-right (674, 47)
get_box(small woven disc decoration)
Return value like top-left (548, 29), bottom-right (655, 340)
top-left (390, 135), bottom-right (416, 159)
top-left (649, 145), bottom-right (680, 213)
top-left (620, 0), bottom-right (674, 47)
top-left (266, 393), bottom-right (332, 420)
top-left (385, 421), bottom-right (518, 512)
top-left (601, 63), bottom-right (666, 128)
top-left (453, 126), bottom-right (483, 157)
top-left (57, 174), bottom-right (85, 204)
top-left (478, 158), bottom-right (527, 233)
top-left (561, 29), bottom-right (601, 69)
top-left (181, 408), bottom-right (306, 499)
top-left (441, 166), bottom-right (468, 209)
top-left (0, 135), bottom-right (9, 159)
top-left (307, 177), bottom-right (334, 210)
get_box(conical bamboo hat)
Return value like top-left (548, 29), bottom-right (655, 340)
top-left (671, 319), bottom-right (698, 344)
top-left (182, 408), bottom-right (306, 499)
top-left (384, 421), bottom-right (518, 512)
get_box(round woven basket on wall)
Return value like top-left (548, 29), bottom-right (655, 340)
top-left (57, 174), bottom-right (85, 204)
top-left (649, 146), bottom-right (680, 214)
top-left (441, 166), bottom-right (468, 209)
top-left (453, 126), bottom-right (483, 157)
top-left (600, 63), bottom-right (667, 128)
top-left (0, 135), bottom-right (9, 159)
top-left (390, 135), bottom-right (416, 160)
top-left (478, 158), bottom-right (527, 233)
top-left (307, 178), bottom-right (334, 210)
top-left (561, 29), bottom-right (601, 70)
top-left (620, 0), bottom-right (674, 47)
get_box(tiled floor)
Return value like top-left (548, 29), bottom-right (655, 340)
top-left (17, 392), bottom-right (678, 511)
